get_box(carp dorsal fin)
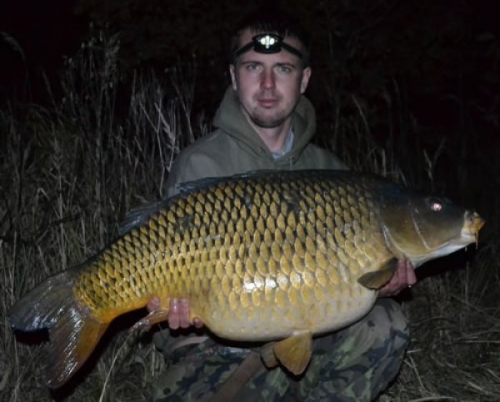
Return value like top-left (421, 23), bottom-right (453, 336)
top-left (358, 258), bottom-right (399, 290)
top-left (271, 330), bottom-right (313, 375)
top-left (119, 201), bottom-right (167, 236)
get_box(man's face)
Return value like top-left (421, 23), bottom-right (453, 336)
top-left (230, 30), bottom-right (311, 129)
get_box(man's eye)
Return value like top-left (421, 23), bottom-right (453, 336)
top-left (245, 63), bottom-right (258, 71)
top-left (277, 66), bottom-right (292, 74)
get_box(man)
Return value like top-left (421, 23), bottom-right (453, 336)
top-left (151, 10), bottom-right (416, 401)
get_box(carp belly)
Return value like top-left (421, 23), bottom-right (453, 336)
top-left (191, 278), bottom-right (378, 341)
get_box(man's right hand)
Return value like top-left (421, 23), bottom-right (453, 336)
top-left (147, 297), bottom-right (204, 330)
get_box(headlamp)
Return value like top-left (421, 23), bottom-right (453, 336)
top-left (234, 33), bottom-right (303, 60)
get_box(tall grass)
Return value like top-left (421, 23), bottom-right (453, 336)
top-left (1, 31), bottom-right (498, 401)
top-left (0, 32), bottom-right (204, 401)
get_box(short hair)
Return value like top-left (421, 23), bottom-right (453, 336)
top-left (230, 8), bottom-right (311, 67)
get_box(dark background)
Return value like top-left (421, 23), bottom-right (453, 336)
top-left (1, 1), bottom-right (499, 108)
top-left (0, 0), bottom-right (86, 103)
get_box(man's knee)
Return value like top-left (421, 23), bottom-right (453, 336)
top-left (364, 298), bottom-right (410, 356)
top-left (301, 299), bottom-right (409, 401)
top-left (313, 298), bottom-right (410, 370)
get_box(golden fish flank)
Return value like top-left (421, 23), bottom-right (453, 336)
top-left (9, 170), bottom-right (484, 388)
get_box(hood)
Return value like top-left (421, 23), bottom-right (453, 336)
top-left (212, 87), bottom-right (317, 161)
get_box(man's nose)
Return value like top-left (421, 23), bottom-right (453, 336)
top-left (261, 69), bottom-right (276, 90)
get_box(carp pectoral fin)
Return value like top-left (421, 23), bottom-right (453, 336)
top-left (130, 308), bottom-right (170, 333)
top-left (272, 330), bottom-right (313, 375)
top-left (358, 258), bottom-right (398, 290)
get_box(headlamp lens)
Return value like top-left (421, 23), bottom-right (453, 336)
top-left (234, 33), bottom-right (303, 60)
top-left (254, 34), bottom-right (281, 53)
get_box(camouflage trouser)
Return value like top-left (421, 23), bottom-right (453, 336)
top-left (152, 298), bottom-right (409, 402)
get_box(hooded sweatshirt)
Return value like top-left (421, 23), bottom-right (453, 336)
top-left (166, 87), bottom-right (346, 197)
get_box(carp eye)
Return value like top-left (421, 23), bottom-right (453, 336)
top-left (427, 197), bottom-right (443, 212)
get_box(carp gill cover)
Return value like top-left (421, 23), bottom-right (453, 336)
top-left (9, 170), bottom-right (484, 388)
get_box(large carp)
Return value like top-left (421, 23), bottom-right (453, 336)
top-left (9, 170), bottom-right (484, 387)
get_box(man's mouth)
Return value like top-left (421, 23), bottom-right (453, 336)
top-left (257, 98), bottom-right (279, 108)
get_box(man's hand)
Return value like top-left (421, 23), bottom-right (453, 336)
top-left (147, 297), bottom-right (204, 330)
top-left (379, 259), bottom-right (417, 297)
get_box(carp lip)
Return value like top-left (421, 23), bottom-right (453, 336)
top-left (462, 211), bottom-right (485, 247)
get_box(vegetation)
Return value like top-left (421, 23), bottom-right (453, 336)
top-left (1, 2), bottom-right (499, 400)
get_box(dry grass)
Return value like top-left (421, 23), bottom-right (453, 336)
top-left (0, 34), bottom-right (196, 400)
top-left (384, 246), bottom-right (500, 401)
top-left (1, 31), bottom-right (499, 401)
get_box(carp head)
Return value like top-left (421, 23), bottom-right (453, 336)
top-left (378, 188), bottom-right (484, 267)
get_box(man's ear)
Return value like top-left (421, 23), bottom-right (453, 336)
top-left (300, 67), bottom-right (312, 94)
top-left (229, 64), bottom-right (238, 91)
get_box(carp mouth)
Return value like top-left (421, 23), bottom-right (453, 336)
top-left (462, 211), bottom-right (485, 247)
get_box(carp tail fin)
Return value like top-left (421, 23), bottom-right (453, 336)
top-left (9, 271), bottom-right (108, 388)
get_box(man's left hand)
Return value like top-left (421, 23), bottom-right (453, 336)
top-left (379, 259), bottom-right (417, 297)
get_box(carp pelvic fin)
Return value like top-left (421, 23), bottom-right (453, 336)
top-left (9, 271), bottom-right (108, 388)
top-left (358, 258), bottom-right (398, 290)
top-left (272, 330), bottom-right (313, 375)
